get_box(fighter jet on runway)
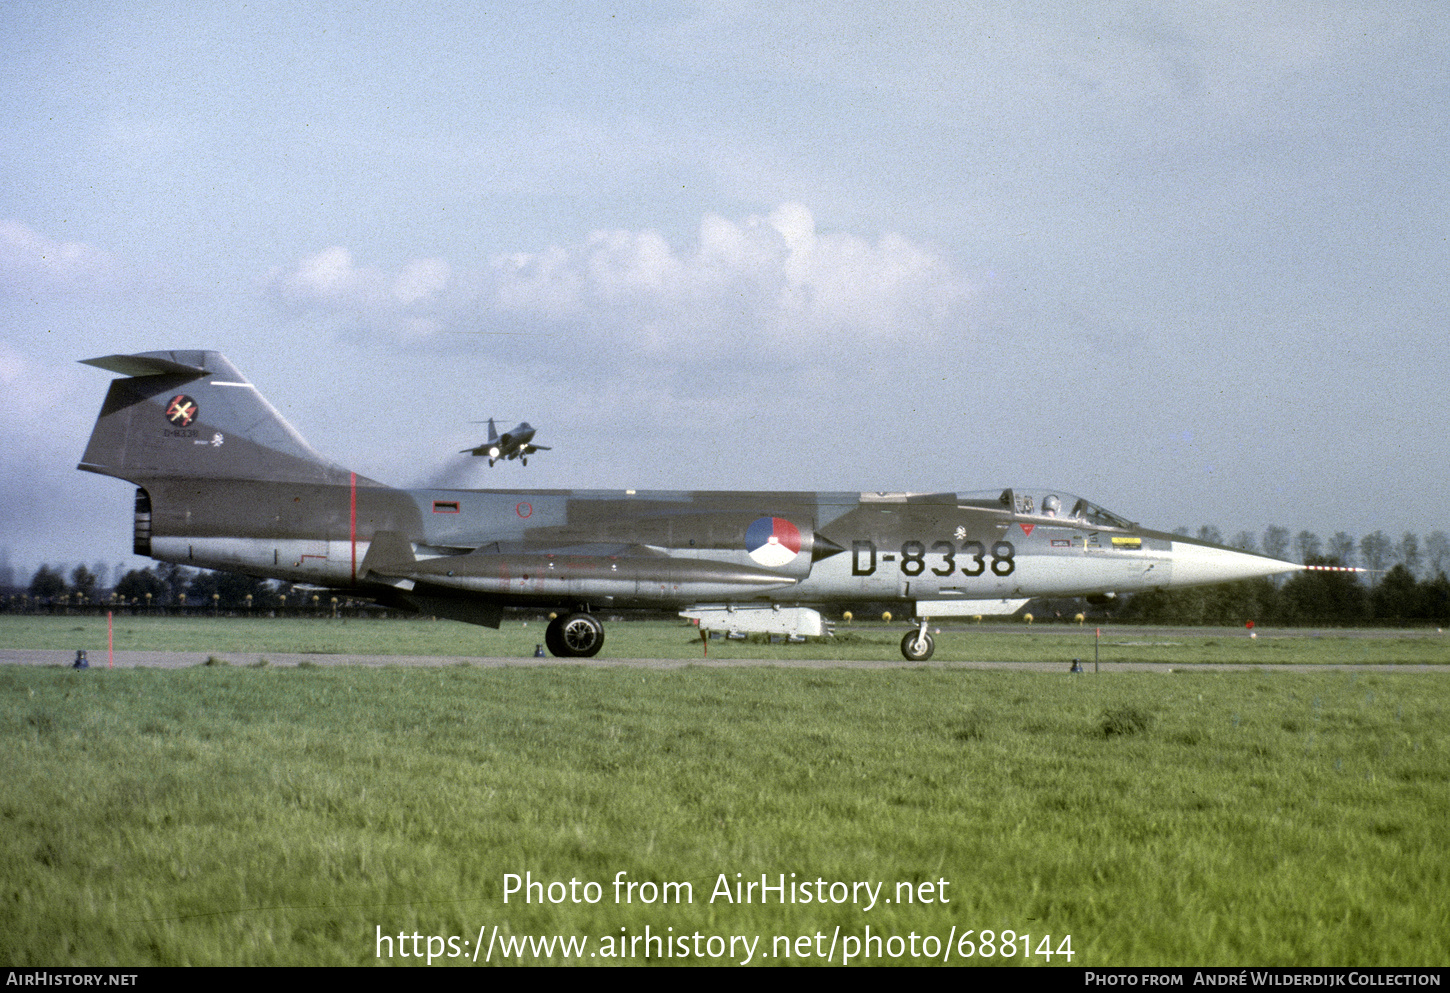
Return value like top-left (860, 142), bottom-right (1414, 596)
top-left (462, 418), bottom-right (550, 466)
top-left (78, 351), bottom-right (1310, 660)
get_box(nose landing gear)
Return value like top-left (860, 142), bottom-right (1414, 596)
top-left (900, 618), bottom-right (934, 661)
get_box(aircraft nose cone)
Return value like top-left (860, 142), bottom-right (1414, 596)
top-left (1169, 541), bottom-right (1301, 586)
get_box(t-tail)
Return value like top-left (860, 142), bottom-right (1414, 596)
top-left (77, 350), bottom-right (391, 583)
top-left (78, 350), bottom-right (357, 486)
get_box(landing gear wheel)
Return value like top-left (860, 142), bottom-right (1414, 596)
top-left (562, 612), bottom-right (604, 657)
top-left (547, 612), bottom-right (605, 657)
top-left (901, 630), bottom-right (935, 661)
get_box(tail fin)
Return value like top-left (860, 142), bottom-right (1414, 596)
top-left (487, 417), bottom-right (499, 443)
top-left (78, 350), bottom-right (358, 485)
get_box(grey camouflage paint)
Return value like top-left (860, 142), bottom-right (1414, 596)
top-left (79, 351), bottom-right (1305, 657)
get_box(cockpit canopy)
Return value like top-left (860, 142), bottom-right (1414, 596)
top-left (958, 488), bottom-right (1135, 529)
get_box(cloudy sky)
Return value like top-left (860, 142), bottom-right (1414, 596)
top-left (3, 2), bottom-right (1447, 579)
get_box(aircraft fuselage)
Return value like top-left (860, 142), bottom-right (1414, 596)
top-left (82, 350), bottom-right (1305, 659)
top-left (136, 476), bottom-right (1273, 616)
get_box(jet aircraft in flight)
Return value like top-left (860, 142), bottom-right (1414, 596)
top-left (79, 351), bottom-right (1309, 660)
top-left (462, 418), bottom-right (549, 466)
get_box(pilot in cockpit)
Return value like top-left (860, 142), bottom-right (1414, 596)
top-left (1042, 494), bottom-right (1061, 517)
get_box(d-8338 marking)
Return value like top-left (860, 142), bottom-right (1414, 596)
top-left (852, 539), bottom-right (1016, 578)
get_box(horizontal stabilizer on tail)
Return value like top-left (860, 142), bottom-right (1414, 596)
top-left (78, 350), bottom-right (362, 486)
top-left (80, 354), bottom-right (211, 379)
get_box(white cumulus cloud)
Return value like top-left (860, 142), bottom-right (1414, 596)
top-left (492, 203), bottom-right (969, 346)
top-left (276, 246), bottom-right (452, 310)
top-left (268, 205), bottom-right (970, 357)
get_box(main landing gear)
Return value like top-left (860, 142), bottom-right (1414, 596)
top-left (545, 611), bottom-right (605, 658)
top-left (900, 619), bottom-right (934, 661)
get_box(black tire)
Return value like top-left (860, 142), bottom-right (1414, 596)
top-left (900, 630), bottom-right (934, 661)
top-left (554, 612), bottom-right (605, 658)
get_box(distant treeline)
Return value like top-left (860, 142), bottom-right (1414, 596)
top-left (3, 563), bottom-right (361, 617)
top-left (1176, 524), bottom-right (1448, 578)
top-left (1115, 562), bottom-right (1449, 626)
top-left (1132, 524), bottom-right (1450, 625)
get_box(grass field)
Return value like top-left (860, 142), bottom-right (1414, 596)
top-left (3, 617), bottom-right (1448, 967)
top-left (4, 614), bottom-right (1450, 665)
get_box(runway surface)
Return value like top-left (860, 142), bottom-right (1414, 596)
top-left (2, 648), bottom-right (1445, 673)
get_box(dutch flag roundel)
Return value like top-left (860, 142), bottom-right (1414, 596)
top-left (746, 517), bottom-right (802, 567)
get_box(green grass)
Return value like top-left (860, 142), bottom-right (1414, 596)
top-left (2, 662), bottom-right (1447, 966)
top-left (5, 614), bottom-right (1450, 664)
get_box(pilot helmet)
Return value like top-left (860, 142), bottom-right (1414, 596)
top-left (1042, 494), bottom-right (1061, 515)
